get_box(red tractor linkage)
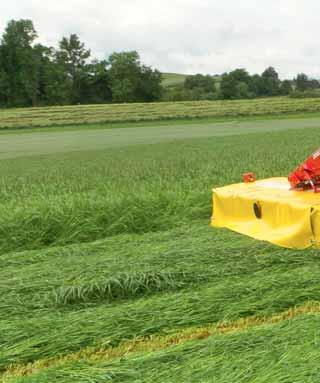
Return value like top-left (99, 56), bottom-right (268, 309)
top-left (288, 149), bottom-right (320, 192)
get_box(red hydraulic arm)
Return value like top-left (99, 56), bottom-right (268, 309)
top-left (288, 148), bottom-right (320, 192)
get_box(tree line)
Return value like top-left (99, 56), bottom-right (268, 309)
top-left (0, 19), bottom-right (162, 107)
top-left (164, 69), bottom-right (320, 101)
top-left (1, 19), bottom-right (319, 108)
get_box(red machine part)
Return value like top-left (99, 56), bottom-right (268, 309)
top-left (288, 148), bottom-right (320, 192)
top-left (243, 172), bottom-right (256, 183)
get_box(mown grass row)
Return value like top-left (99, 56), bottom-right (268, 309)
top-left (4, 301), bottom-right (320, 382)
top-left (1, 97), bottom-right (320, 128)
top-left (12, 313), bottom-right (320, 383)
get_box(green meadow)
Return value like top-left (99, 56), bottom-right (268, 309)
top-left (1, 99), bottom-right (320, 382)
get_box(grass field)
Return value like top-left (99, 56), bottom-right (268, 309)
top-left (2, 103), bottom-right (320, 382)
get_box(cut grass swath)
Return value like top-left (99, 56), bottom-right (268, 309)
top-left (3, 301), bottom-right (320, 382)
top-left (2, 97), bottom-right (320, 129)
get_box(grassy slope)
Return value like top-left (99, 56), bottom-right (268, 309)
top-left (1, 114), bottom-right (320, 381)
top-left (161, 73), bottom-right (188, 87)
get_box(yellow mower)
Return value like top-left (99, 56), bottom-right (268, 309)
top-left (211, 149), bottom-right (320, 249)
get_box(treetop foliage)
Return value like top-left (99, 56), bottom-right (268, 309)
top-left (0, 20), bottom-right (163, 107)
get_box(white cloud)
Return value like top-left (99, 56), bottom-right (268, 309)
top-left (1, 0), bottom-right (319, 78)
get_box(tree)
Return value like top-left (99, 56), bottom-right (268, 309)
top-left (235, 82), bottom-right (251, 99)
top-left (108, 51), bottom-right (162, 103)
top-left (229, 68), bottom-right (251, 84)
top-left (308, 79), bottom-right (320, 89)
top-left (0, 19), bottom-right (165, 107)
top-left (56, 34), bottom-right (91, 103)
top-left (219, 69), bottom-right (252, 99)
top-left (137, 66), bottom-right (162, 102)
top-left (279, 80), bottom-right (293, 95)
top-left (0, 19), bottom-right (38, 106)
top-left (296, 73), bottom-right (309, 91)
top-left (248, 74), bottom-right (264, 97)
top-left (296, 74), bottom-right (320, 91)
top-left (260, 67), bottom-right (280, 96)
top-left (219, 72), bottom-right (237, 99)
top-left (83, 60), bottom-right (112, 104)
top-left (183, 74), bottom-right (216, 100)
top-left (32, 44), bottom-right (71, 105)
top-left (0, 48), bottom-right (9, 106)
top-left (184, 74), bottom-right (215, 92)
top-left (108, 51), bottom-right (140, 102)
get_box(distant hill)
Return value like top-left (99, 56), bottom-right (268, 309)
top-left (162, 73), bottom-right (188, 87)
top-left (162, 73), bottom-right (221, 89)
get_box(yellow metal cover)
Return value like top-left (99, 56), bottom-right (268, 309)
top-left (211, 177), bottom-right (320, 249)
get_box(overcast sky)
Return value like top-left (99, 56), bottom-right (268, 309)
top-left (1, 0), bottom-right (319, 78)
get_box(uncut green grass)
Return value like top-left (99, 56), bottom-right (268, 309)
top-left (0, 126), bottom-right (319, 254)
top-left (13, 314), bottom-right (320, 383)
top-left (2, 116), bottom-right (320, 160)
top-left (2, 120), bottom-right (320, 375)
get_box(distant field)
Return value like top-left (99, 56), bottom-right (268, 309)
top-left (0, 117), bottom-right (320, 160)
top-left (162, 72), bottom-right (188, 87)
top-left (2, 111), bottom-right (320, 381)
top-left (1, 97), bottom-right (320, 129)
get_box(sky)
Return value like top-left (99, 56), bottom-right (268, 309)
top-left (1, 0), bottom-right (319, 78)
